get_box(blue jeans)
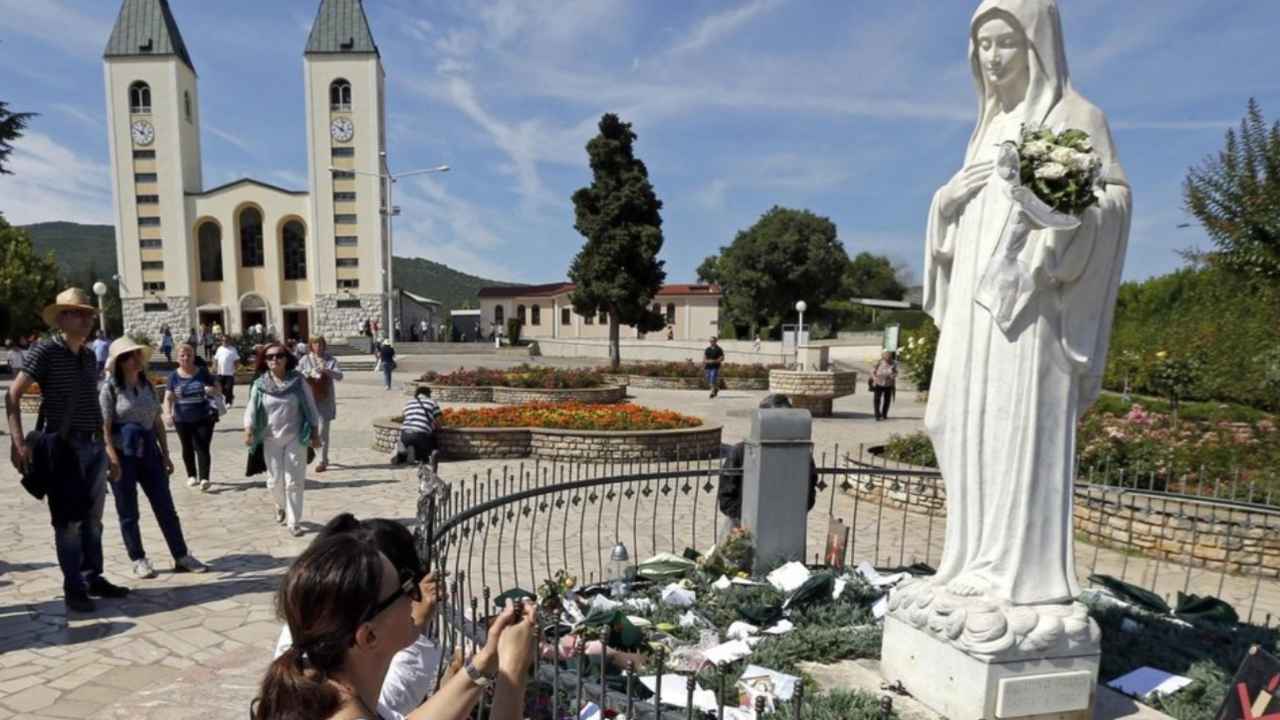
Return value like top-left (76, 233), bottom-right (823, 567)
top-left (54, 439), bottom-right (107, 594)
top-left (112, 447), bottom-right (189, 562)
top-left (706, 367), bottom-right (720, 389)
top-left (383, 365), bottom-right (393, 389)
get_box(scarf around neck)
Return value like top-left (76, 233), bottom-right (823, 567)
top-left (259, 370), bottom-right (302, 396)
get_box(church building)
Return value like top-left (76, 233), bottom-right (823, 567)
top-left (104, 0), bottom-right (388, 341)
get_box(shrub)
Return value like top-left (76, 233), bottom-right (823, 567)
top-left (609, 361), bottom-right (781, 382)
top-left (896, 323), bottom-right (938, 391)
top-left (506, 318), bottom-right (523, 345)
top-left (418, 365), bottom-right (606, 389)
top-left (441, 402), bottom-right (702, 431)
top-left (880, 432), bottom-right (937, 468)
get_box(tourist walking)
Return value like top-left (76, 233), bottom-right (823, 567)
top-left (159, 326), bottom-right (174, 363)
top-left (6, 288), bottom-right (131, 612)
top-left (704, 336), bottom-right (724, 398)
top-left (211, 319), bottom-right (223, 337)
top-left (201, 323), bottom-right (215, 359)
top-left (101, 337), bottom-right (208, 579)
top-left (166, 344), bottom-right (221, 492)
top-left (871, 350), bottom-right (898, 421)
top-left (212, 335), bottom-right (240, 407)
top-left (5, 338), bottom-right (26, 377)
top-left (298, 336), bottom-right (343, 472)
top-left (392, 387), bottom-right (441, 465)
top-left (377, 338), bottom-right (397, 390)
top-left (251, 530), bottom-right (537, 720)
top-left (244, 343), bottom-right (321, 537)
top-left (91, 331), bottom-right (111, 376)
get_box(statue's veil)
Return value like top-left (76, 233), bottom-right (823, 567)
top-left (964, 0), bottom-right (1071, 164)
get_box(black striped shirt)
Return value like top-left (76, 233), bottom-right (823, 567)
top-left (22, 338), bottom-right (103, 434)
top-left (401, 396), bottom-right (441, 434)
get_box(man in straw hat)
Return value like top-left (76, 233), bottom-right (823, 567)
top-left (7, 287), bottom-right (132, 612)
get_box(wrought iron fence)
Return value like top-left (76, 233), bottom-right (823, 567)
top-left (411, 443), bottom-right (1280, 718)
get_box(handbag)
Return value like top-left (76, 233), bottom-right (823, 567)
top-left (246, 443), bottom-right (267, 477)
top-left (17, 375), bottom-right (81, 501)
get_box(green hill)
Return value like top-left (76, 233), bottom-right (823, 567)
top-left (18, 221), bottom-right (515, 317)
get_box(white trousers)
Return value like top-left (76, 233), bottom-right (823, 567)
top-left (264, 436), bottom-right (306, 529)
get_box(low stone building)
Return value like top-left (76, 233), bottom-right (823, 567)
top-left (477, 282), bottom-right (721, 341)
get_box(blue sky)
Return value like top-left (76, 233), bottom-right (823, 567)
top-left (1, 0), bottom-right (1278, 286)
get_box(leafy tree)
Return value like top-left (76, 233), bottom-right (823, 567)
top-left (1184, 98), bottom-right (1280, 282)
top-left (0, 101), bottom-right (36, 176)
top-left (698, 206), bottom-right (849, 337)
top-left (568, 113), bottom-right (666, 369)
top-left (843, 252), bottom-right (907, 300)
top-left (0, 216), bottom-right (61, 340)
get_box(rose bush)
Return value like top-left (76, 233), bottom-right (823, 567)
top-left (441, 401), bottom-right (702, 431)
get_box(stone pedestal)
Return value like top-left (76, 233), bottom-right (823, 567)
top-left (881, 588), bottom-right (1101, 720)
top-left (741, 409), bottom-right (813, 572)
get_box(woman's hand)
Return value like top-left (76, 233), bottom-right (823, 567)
top-left (939, 161), bottom-right (994, 218)
top-left (496, 599), bottom-right (538, 676)
top-left (410, 572), bottom-right (441, 628)
top-left (162, 454), bottom-right (174, 475)
top-left (472, 599), bottom-right (520, 676)
top-left (243, 430), bottom-right (254, 447)
top-left (308, 435), bottom-right (321, 450)
top-left (106, 452), bottom-right (122, 483)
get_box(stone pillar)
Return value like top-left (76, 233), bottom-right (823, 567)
top-left (741, 408), bottom-right (813, 572)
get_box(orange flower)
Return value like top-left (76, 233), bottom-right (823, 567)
top-left (442, 402), bottom-right (702, 431)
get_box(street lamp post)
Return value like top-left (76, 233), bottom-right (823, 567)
top-left (92, 281), bottom-right (108, 335)
top-left (329, 159), bottom-right (448, 340)
top-left (794, 300), bottom-right (807, 366)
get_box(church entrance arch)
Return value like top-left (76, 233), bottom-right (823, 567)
top-left (240, 293), bottom-right (269, 336)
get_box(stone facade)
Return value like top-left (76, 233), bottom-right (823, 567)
top-left (122, 295), bottom-right (192, 343)
top-left (313, 293), bottom-right (383, 341)
top-left (767, 370), bottom-right (858, 417)
top-left (599, 374), bottom-right (769, 391)
top-left (371, 417), bottom-right (721, 461)
top-left (401, 382), bottom-right (627, 405)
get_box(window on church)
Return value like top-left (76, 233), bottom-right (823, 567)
top-left (338, 279), bottom-right (360, 289)
top-left (143, 281), bottom-right (166, 292)
top-left (129, 82), bottom-right (151, 113)
top-left (239, 207), bottom-right (264, 267)
top-left (335, 236), bottom-right (358, 246)
top-left (561, 307), bottom-right (571, 325)
top-left (334, 214), bottom-right (357, 225)
top-left (516, 305), bottom-right (526, 325)
top-left (531, 305), bottom-right (541, 326)
top-left (184, 91), bottom-right (192, 122)
top-left (331, 147), bottom-right (355, 157)
top-left (332, 170), bottom-right (355, 179)
top-left (282, 220), bottom-right (307, 280)
top-left (140, 238), bottom-right (162, 249)
top-left (137, 195), bottom-right (159, 205)
top-left (330, 79), bottom-right (352, 112)
top-left (138, 216), bottom-right (161, 227)
top-left (334, 192), bottom-right (357, 201)
top-left (198, 222), bottom-right (222, 282)
top-left (141, 261), bottom-right (164, 270)
top-left (133, 150), bottom-right (155, 159)
top-left (135, 173), bottom-right (158, 183)
top-left (494, 306), bottom-right (505, 325)
top-left (336, 258), bottom-right (359, 268)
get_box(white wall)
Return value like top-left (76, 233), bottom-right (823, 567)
top-left (537, 338), bottom-right (788, 365)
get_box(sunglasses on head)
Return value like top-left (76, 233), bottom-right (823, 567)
top-left (361, 568), bottom-right (423, 623)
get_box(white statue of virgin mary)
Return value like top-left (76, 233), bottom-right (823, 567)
top-left (921, 0), bottom-right (1132, 609)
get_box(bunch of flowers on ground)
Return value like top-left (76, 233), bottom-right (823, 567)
top-left (608, 361), bottom-right (781, 380)
top-left (418, 364), bottom-right (606, 389)
top-left (441, 402), bottom-right (702, 431)
top-left (1016, 125), bottom-right (1103, 216)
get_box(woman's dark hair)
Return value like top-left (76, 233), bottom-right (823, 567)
top-left (758, 393), bottom-right (793, 409)
top-left (318, 513), bottom-right (420, 579)
top-left (251, 532), bottom-right (386, 720)
top-left (254, 342), bottom-right (298, 376)
top-left (111, 350), bottom-right (149, 390)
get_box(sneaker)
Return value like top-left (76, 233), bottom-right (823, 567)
top-left (174, 555), bottom-right (209, 573)
top-left (275, 509), bottom-right (286, 525)
top-left (186, 476), bottom-right (199, 488)
top-left (288, 526), bottom-right (304, 538)
top-left (87, 577), bottom-right (130, 598)
top-left (200, 479), bottom-right (211, 492)
top-left (131, 558), bottom-right (157, 579)
top-left (315, 463), bottom-right (327, 473)
top-left (65, 591), bottom-right (96, 613)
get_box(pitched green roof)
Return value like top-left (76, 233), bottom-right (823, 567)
top-left (103, 0), bottom-right (195, 74)
top-left (305, 0), bottom-right (379, 57)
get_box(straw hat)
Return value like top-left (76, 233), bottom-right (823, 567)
top-left (41, 287), bottom-right (99, 327)
top-left (105, 336), bottom-right (154, 375)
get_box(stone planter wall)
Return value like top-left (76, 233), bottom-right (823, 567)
top-left (371, 417), bottom-right (721, 461)
top-left (10, 385), bottom-right (167, 415)
top-left (403, 382), bottom-right (626, 405)
top-left (848, 449), bottom-right (1280, 579)
top-left (599, 374), bottom-right (769, 391)
top-left (767, 370), bottom-right (858, 417)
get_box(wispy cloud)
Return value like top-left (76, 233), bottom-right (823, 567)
top-left (1111, 120), bottom-right (1235, 131)
top-left (668, 0), bottom-right (783, 56)
top-left (0, 132), bottom-right (112, 225)
top-left (206, 125), bottom-right (253, 154)
top-left (52, 104), bottom-right (102, 128)
top-left (270, 170), bottom-right (307, 189)
top-left (0, 0), bottom-right (110, 57)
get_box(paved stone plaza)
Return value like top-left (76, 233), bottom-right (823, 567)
top-left (1, 353), bottom-right (1277, 718)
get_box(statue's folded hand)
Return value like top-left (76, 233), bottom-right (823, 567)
top-left (940, 161), bottom-right (994, 219)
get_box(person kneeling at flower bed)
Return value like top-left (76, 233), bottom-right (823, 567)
top-left (718, 394), bottom-right (818, 536)
top-left (392, 387), bottom-right (442, 466)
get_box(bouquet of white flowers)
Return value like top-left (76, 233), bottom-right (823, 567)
top-left (1014, 126), bottom-right (1103, 217)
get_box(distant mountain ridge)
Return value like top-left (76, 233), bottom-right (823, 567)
top-left (19, 221), bottom-right (518, 315)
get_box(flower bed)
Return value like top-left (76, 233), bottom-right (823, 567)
top-left (371, 403), bottom-right (719, 460)
top-left (418, 365), bottom-right (606, 389)
top-left (405, 382), bottom-right (627, 405)
top-left (599, 361), bottom-right (777, 391)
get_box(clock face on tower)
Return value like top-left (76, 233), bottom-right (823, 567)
top-left (130, 120), bottom-right (155, 146)
top-left (330, 117), bottom-right (354, 143)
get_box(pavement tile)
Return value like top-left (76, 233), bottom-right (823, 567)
top-left (1, 684), bottom-right (61, 713)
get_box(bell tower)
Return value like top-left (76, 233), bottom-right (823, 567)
top-left (103, 0), bottom-right (202, 334)
top-left (303, 0), bottom-right (388, 338)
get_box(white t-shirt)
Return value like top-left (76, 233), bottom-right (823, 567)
top-left (212, 346), bottom-right (239, 376)
top-left (274, 624), bottom-right (440, 720)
